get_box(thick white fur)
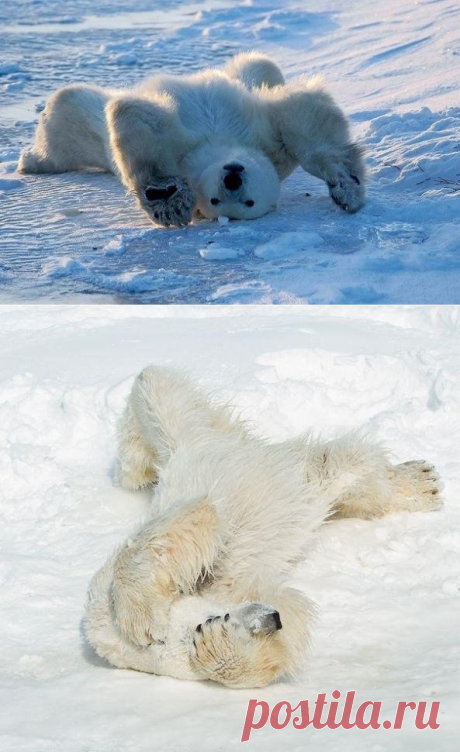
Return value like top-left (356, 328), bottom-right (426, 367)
top-left (18, 52), bottom-right (366, 226)
top-left (84, 366), bottom-right (443, 688)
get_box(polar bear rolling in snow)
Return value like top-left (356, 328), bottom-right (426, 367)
top-left (84, 366), bottom-right (442, 688)
top-left (19, 53), bottom-right (366, 226)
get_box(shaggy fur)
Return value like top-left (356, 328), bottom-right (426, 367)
top-left (18, 53), bottom-right (366, 226)
top-left (84, 366), bottom-right (443, 688)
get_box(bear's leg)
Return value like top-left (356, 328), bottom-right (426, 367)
top-left (18, 84), bottom-right (112, 174)
top-left (116, 396), bottom-right (160, 491)
top-left (224, 52), bottom-right (285, 90)
top-left (116, 365), bottom-right (247, 490)
top-left (111, 497), bottom-right (224, 647)
top-left (272, 80), bottom-right (366, 213)
top-left (333, 459), bottom-right (443, 519)
top-left (300, 434), bottom-right (443, 519)
top-left (106, 96), bottom-right (196, 226)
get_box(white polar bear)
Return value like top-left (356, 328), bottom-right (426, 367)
top-left (84, 366), bottom-right (442, 689)
top-left (18, 53), bottom-right (366, 227)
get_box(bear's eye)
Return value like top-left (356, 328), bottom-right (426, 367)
top-left (245, 200), bottom-right (255, 207)
top-left (210, 198), bottom-right (220, 206)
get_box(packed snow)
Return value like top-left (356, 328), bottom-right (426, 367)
top-left (0, 304), bottom-right (459, 750)
top-left (0, 0), bottom-right (459, 304)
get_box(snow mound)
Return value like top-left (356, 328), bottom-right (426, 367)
top-left (199, 244), bottom-right (242, 260)
top-left (366, 107), bottom-right (460, 196)
top-left (0, 177), bottom-right (24, 192)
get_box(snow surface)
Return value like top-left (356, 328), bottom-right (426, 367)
top-left (0, 304), bottom-right (459, 750)
top-left (0, 0), bottom-right (459, 304)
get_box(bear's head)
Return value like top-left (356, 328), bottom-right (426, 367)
top-left (183, 145), bottom-right (281, 221)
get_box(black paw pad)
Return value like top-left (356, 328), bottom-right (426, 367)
top-left (145, 185), bottom-right (178, 202)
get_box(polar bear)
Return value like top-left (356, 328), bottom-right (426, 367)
top-left (18, 53), bottom-right (366, 226)
top-left (84, 366), bottom-right (442, 688)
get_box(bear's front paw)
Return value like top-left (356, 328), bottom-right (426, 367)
top-left (327, 170), bottom-right (365, 214)
top-left (190, 614), bottom-right (244, 684)
top-left (140, 178), bottom-right (196, 227)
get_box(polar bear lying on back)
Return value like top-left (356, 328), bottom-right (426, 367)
top-left (84, 367), bottom-right (442, 688)
top-left (18, 53), bottom-right (366, 226)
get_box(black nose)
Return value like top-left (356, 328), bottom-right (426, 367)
top-left (271, 611), bottom-right (282, 631)
top-left (224, 172), bottom-right (243, 191)
top-left (259, 610), bottom-right (282, 634)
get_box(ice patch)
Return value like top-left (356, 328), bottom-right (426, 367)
top-left (42, 253), bottom-right (192, 294)
top-left (255, 231), bottom-right (324, 260)
top-left (58, 207), bottom-right (83, 217)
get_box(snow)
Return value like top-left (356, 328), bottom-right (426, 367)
top-left (0, 178), bottom-right (25, 194)
top-left (254, 231), bottom-right (325, 260)
top-left (0, 0), bottom-right (459, 304)
top-left (199, 244), bottom-right (242, 260)
top-left (0, 304), bottom-right (459, 750)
